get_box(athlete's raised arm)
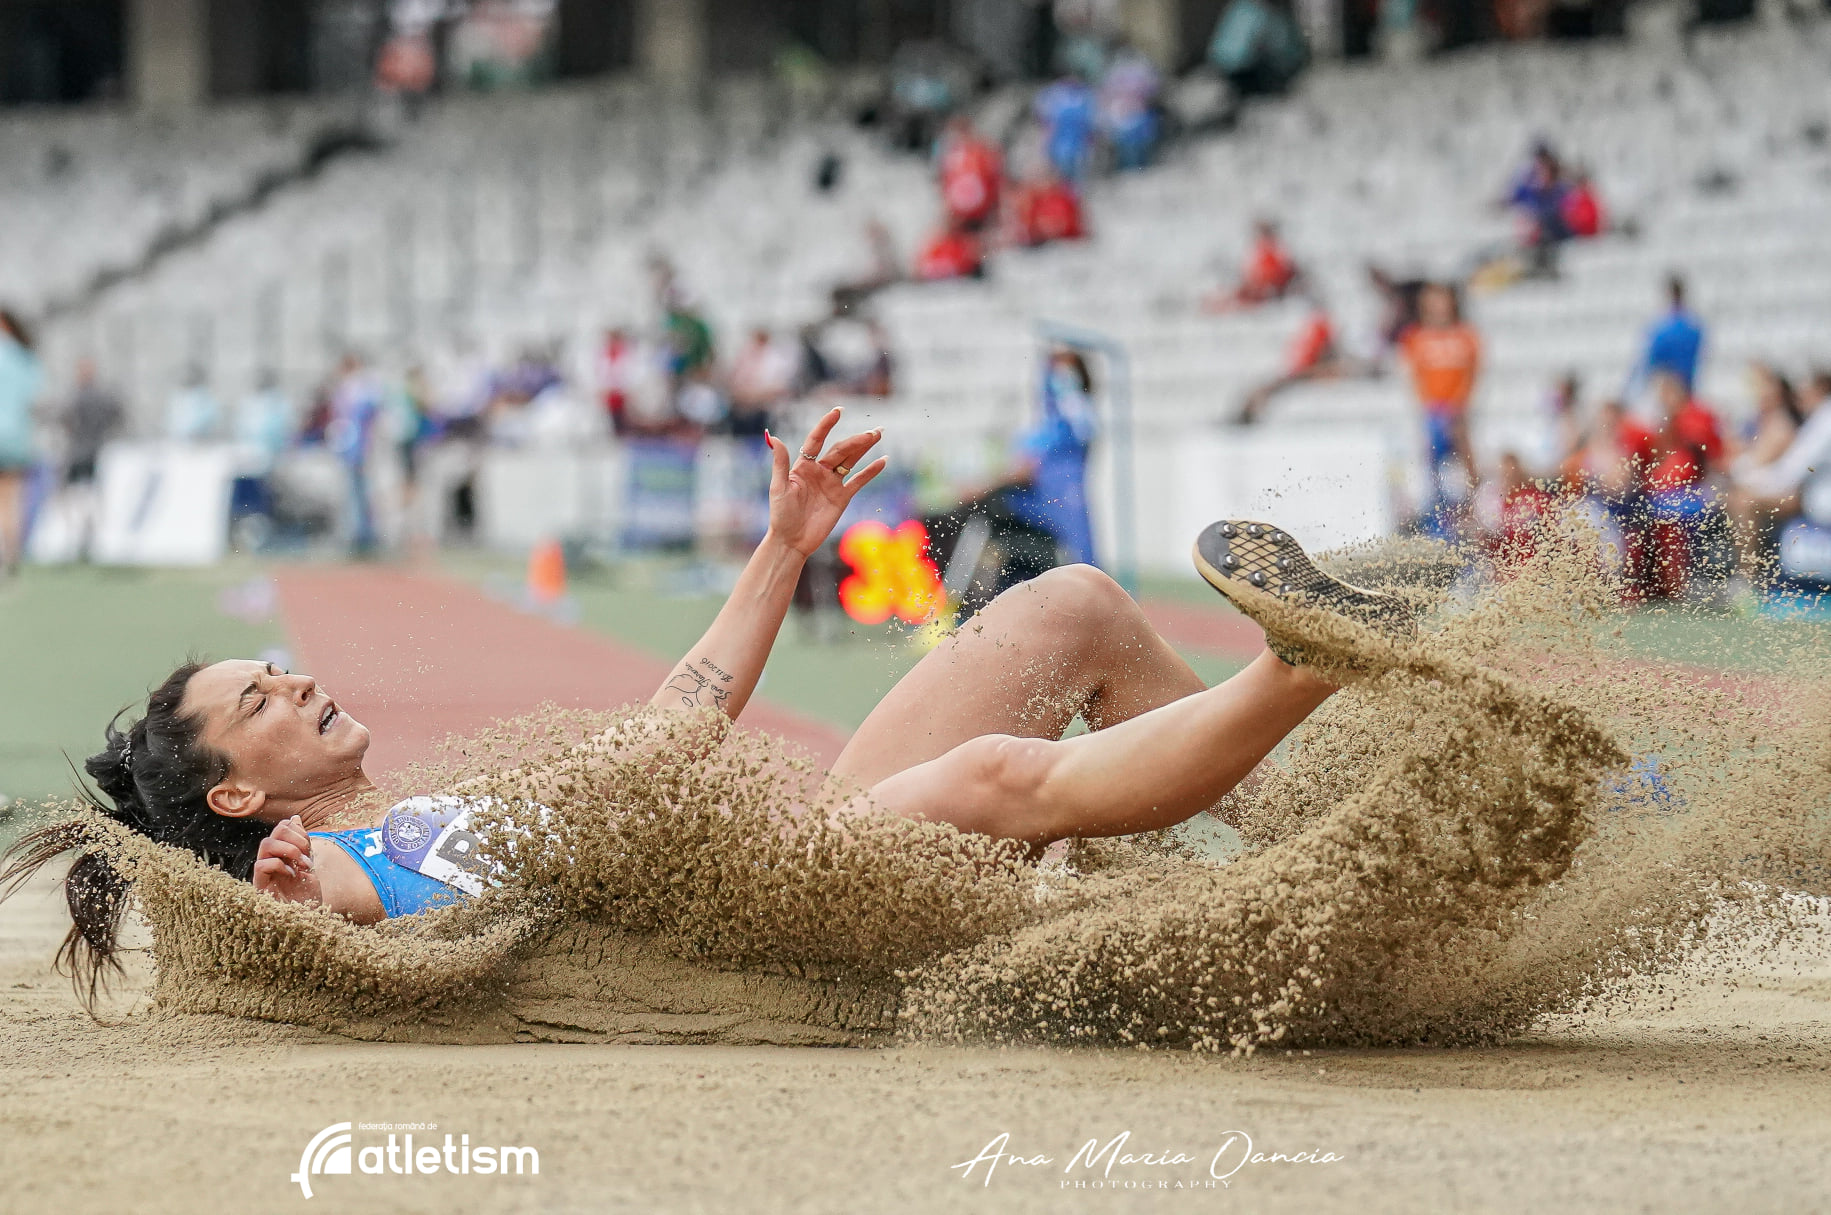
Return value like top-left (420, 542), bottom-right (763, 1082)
top-left (650, 407), bottom-right (884, 720)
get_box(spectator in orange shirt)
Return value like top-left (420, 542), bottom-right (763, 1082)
top-left (1202, 219), bottom-right (1299, 313)
top-left (1397, 282), bottom-right (1482, 527)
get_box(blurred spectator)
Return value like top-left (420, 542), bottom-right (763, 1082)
top-left (166, 365), bottom-right (223, 442)
top-left (1729, 368), bottom-right (1830, 580)
top-left (884, 40), bottom-right (968, 153)
top-left (727, 328), bottom-right (796, 435)
top-left (227, 371), bottom-right (293, 547)
top-left (234, 370), bottom-right (294, 472)
top-left (1729, 364), bottom-right (1803, 473)
top-left (1000, 346), bottom-right (1100, 566)
top-left (914, 218), bottom-right (985, 281)
top-left (663, 299), bottom-right (717, 385)
top-left (1203, 219), bottom-right (1299, 312)
top-left (595, 327), bottom-right (639, 433)
top-left (1052, 0), bottom-right (1116, 80)
top-left (1563, 397), bottom-right (1655, 503)
top-left (849, 321), bottom-right (897, 398)
top-left (675, 373), bottom-right (727, 433)
top-left (0, 310), bottom-right (42, 578)
top-left (56, 358), bottom-right (122, 562)
top-left (937, 116), bottom-right (1003, 232)
top-left (1502, 142), bottom-right (1570, 275)
top-left (327, 354), bottom-right (383, 556)
top-left (1646, 370), bottom-right (1725, 495)
top-left (1368, 263), bottom-right (1428, 351)
top-left (1560, 167), bottom-right (1606, 239)
top-left (830, 218), bottom-right (903, 316)
top-left (1008, 167), bottom-right (1088, 247)
top-left (794, 323), bottom-right (840, 397)
top-left (1547, 371), bottom-right (1585, 464)
top-left (1236, 299), bottom-right (1370, 423)
top-left (61, 358), bottom-right (123, 485)
top-left (1641, 370), bottom-right (1726, 598)
top-left (1207, 0), bottom-right (1310, 97)
top-left (1397, 283), bottom-right (1483, 527)
top-left (1630, 275), bottom-right (1705, 396)
top-left (1034, 74), bottom-right (1098, 183)
top-left (1483, 451), bottom-right (1555, 566)
top-left (1097, 41), bottom-right (1162, 170)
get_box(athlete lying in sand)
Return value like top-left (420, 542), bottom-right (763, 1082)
top-left (6, 408), bottom-right (1411, 976)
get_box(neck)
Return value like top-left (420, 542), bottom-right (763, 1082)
top-left (283, 771), bottom-right (378, 830)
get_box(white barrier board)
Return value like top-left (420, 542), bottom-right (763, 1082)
top-left (92, 442), bottom-right (237, 566)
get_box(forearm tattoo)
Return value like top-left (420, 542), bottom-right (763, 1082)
top-left (665, 656), bottom-right (735, 711)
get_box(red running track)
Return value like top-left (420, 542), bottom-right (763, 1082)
top-left (272, 566), bottom-right (850, 778)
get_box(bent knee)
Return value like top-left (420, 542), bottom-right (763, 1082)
top-left (1020, 564), bottom-right (1136, 633)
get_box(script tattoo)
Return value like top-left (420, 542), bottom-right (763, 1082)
top-left (664, 657), bottom-right (733, 710)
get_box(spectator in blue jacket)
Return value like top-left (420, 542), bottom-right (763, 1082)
top-left (1630, 274), bottom-right (1705, 396)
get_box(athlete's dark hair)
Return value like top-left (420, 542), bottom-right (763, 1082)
top-left (0, 661), bottom-right (263, 1014)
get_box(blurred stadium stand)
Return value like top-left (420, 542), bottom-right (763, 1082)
top-left (6, 3), bottom-right (1830, 572)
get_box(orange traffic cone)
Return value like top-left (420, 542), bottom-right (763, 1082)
top-left (527, 538), bottom-right (567, 605)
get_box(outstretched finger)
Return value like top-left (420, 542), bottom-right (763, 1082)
top-left (765, 428), bottom-right (790, 496)
top-left (841, 456), bottom-right (889, 497)
top-left (796, 407), bottom-right (844, 461)
top-left (820, 427), bottom-right (883, 473)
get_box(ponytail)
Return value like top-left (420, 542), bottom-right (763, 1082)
top-left (0, 660), bottom-right (264, 1015)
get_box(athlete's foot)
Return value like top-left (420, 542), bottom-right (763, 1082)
top-left (1191, 520), bottom-right (1417, 666)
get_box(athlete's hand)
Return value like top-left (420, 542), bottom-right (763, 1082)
top-left (251, 816), bottom-right (322, 907)
top-left (764, 407), bottom-right (886, 557)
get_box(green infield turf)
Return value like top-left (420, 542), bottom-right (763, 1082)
top-left (0, 564), bottom-right (287, 807)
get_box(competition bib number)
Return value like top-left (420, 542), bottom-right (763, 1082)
top-left (381, 795), bottom-right (494, 896)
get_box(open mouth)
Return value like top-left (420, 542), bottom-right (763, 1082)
top-left (319, 701), bottom-right (340, 735)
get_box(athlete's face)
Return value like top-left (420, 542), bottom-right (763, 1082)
top-left (183, 659), bottom-right (370, 822)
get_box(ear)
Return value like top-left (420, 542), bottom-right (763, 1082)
top-left (205, 779), bottom-right (268, 821)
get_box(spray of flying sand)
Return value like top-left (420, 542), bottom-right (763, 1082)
top-left (44, 511), bottom-right (1831, 1050)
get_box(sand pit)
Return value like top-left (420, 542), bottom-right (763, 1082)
top-left (3, 868), bottom-right (1830, 1212)
top-left (4, 527), bottom-right (1830, 1209)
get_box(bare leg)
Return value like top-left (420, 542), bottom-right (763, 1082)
top-left (830, 565), bottom-right (1207, 787)
top-left (0, 472), bottom-right (23, 574)
top-left (861, 651), bottom-right (1334, 844)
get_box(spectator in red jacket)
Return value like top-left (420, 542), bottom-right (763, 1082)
top-left (1009, 167), bottom-right (1087, 247)
top-left (914, 218), bottom-right (985, 282)
top-left (1235, 299), bottom-right (1373, 423)
top-left (1560, 167), bottom-right (1605, 239)
top-left (1202, 219), bottom-right (1299, 313)
top-left (1647, 370), bottom-right (1725, 492)
top-left (937, 116), bottom-right (1002, 232)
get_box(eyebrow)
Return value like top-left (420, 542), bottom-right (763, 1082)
top-left (236, 664), bottom-right (282, 716)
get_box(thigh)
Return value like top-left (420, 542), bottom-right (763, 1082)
top-left (828, 565), bottom-right (1200, 787)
